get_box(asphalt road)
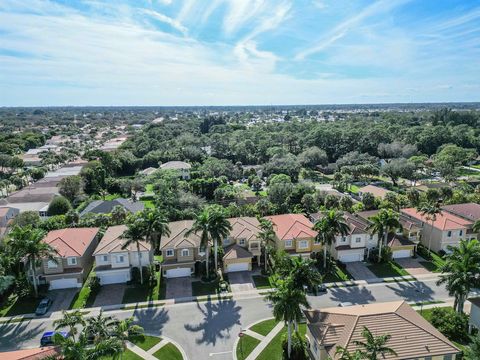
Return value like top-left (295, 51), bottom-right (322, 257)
top-left (0, 278), bottom-right (452, 359)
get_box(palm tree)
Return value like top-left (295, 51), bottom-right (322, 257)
top-left (313, 210), bottom-right (350, 269)
top-left (353, 327), bottom-right (397, 359)
top-left (54, 331), bottom-right (123, 360)
top-left (54, 310), bottom-right (86, 342)
top-left (418, 202), bottom-right (442, 254)
top-left (437, 239), bottom-right (480, 313)
top-left (367, 209), bottom-right (402, 263)
top-left (267, 278), bottom-right (310, 359)
top-left (278, 256), bottom-right (323, 295)
top-left (85, 310), bottom-right (114, 343)
top-left (473, 220), bottom-right (480, 237)
top-left (335, 346), bottom-right (364, 360)
top-left (122, 218), bottom-right (147, 285)
top-left (111, 316), bottom-right (144, 355)
top-left (141, 209), bottom-right (170, 255)
top-left (206, 207), bottom-right (232, 273)
top-left (464, 334), bottom-right (480, 360)
top-left (8, 226), bottom-right (56, 297)
top-left (258, 219), bottom-right (276, 273)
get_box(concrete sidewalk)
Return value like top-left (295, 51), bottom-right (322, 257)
top-left (245, 322), bottom-right (284, 360)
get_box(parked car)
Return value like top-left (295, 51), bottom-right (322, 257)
top-left (35, 298), bottom-right (52, 316)
top-left (338, 302), bottom-right (354, 307)
top-left (304, 284), bottom-right (328, 295)
top-left (40, 331), bottom-right (69, 346)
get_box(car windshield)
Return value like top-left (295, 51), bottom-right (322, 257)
top-left (38, 303), bottom-right (48, 308)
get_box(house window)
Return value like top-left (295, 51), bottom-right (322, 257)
top-left (166, 249), bottom-right (174, 257)
top-left (102, 255), bottom-right (108, 262)
top-left (459, 230), bottom-right (463, 237)
top-left (341, 236), bottom-right (347, 242)
top-left (117, 255), bottom-right (125, 263)
top-left (355, 237), bottom-right (361, 243)
top-left (67, 257), bottom-right (77, 266)
top-left (298, 240), bottom-right (309, 249)
top-left (447, 231), bottom-right (452, 237)
top-left (181, 249), bottom-right (189, 257)
top-left (239, 239), bottom-right (246, 246)
top-left (314, 237), bottom-right (321, 244)
top-left (285, 240), bottom-right (293, 248)
top-left (47, 260), bottom-right (57, 269)
top-left (369, 235), bottom-right (373, 240)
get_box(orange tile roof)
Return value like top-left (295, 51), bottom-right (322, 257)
top-left (93, 225), bottom-right (150, 255)
top-left (401, 208), bottom-right (472, 231)
top-left (0, 346), bottom-right (59, 360)
top-left (43, 227), bottom-right (99, 257)
top-left (264, 214), bottom-right (317, 240)
top-left (305, 301), bottom-right (459, 359)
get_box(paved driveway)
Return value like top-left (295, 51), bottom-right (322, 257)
top-left (48, 289), bottom-right (78, 313)
top-left (166, 277), bottom-right (192, 299)
top-left (395, 257), bottom-right (431, 276)
top-left (228, 272), bottom-right (254, 293)
top-left (94, 284), bottom-right (126, 307)
top-left (345, 262), bottom-right (378, 281)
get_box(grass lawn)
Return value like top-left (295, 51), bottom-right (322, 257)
top-left (145, 184), bottom-right (154, 192)
top-left (236, 335), bottom-right (261, 360)
top-left (252, 275), bottom-right (274, 289)
top-left (122, 270), bottom-right (164, 304)
top-left (367, 261), bottom-right (408, 278)
top-left (256, 323), bottom-right (306, 360)
top-left (153, 342), bottom-right (183, 360)
top-left (141, 200), bottom-right (155, 209)
top-left (250, 318), bottom-right (278, 336)
top-left (130, 335), bottom-right (162, 352)
top-left (191, 279), bottom-right (223, 297)
top-left (349, 184), bottom-right (360, 194)
top-left (417, 247), bottom-right (446, 273)
top-left (323, 265), bottom-right (353, 283)
top-left (70, 268), bottom-right (97, 309)
top-left (0, 294), bottom-right (40, 317)
top-left (104, 194), bottom-right (121, 200)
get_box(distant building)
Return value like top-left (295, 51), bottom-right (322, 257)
top-left (80, 198), bottom-right (144, 217)
top-left (140, 167), bottom-right (158, 176)
top-left (357, 184), bottom-right (392, 199)
top-left (160, 161), bottom-right (191, 180)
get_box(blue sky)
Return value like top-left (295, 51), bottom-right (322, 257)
top-left (0, 0), bottom-right (479, 106)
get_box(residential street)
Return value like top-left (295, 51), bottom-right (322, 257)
top-left (0, 277), bottom-right (454, 359)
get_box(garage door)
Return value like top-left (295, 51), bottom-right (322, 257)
top-left (338, 253), bottom-right (363, 263)
top-left (99, 272), bottom-right (129, 285)
top-left (226, 262), bottom-right (249, 272)
top-left (393, 249), bottom-right (411, 259)
top-left (49, 278), bottom-right (79, 290)
top-left (165, 267), bottom-right (191, 278)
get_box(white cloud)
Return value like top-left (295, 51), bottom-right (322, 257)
top-left (223, 0), bottom-right (266, 36)
top-left (142, 9), bottom-right (188, 35)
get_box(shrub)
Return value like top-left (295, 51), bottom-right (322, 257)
top-left (430, 307), bottom-right (469, 343)
top-left (131, 266), bottom-right (152, 284)
top-left (47, 196), bottom-right (72, 216)
top-left (368, 246), bottom-right (392, 263)
top-left (281, 331), bottom-right (308, 360)
top-left (89, 276), bottom-right (101, 295)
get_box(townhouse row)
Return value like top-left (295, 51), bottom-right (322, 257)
top-left (30, 203), bottom-right (480, 289)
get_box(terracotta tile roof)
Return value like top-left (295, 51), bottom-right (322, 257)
top-left (160, 220), bottom-right (201, 249)
top-left (358, 185), bottom-right (391, 199)
top-left (93, 225), bottom-right (150, 255)
top-left (358, 210), bottom-right (423, 233)
top-left (223, 244), bottom-right (253, 260)
top-left (387, 233), bottom-right (415, 247)
top-left (0, 346), bottom-right (59, 360)
top-left (228, 217), bottom-right (262, 241)
top-left (311, 212), bottom-right (369, 235)
top-left (305, 301), bottom-right (459, 359)
top-left (442, 203), bottom-right (480, 222)
top-left (264, 214), bottom-right (317, 240)
top-left (43, 227), bottom-right (99, 257)
top-left (401, 208), bottom-right (472, 231)
top-left (0, 207), bottom-right (11, 217)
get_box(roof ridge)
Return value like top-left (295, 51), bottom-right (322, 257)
top-left (51, 235), bottom-right (82, 256)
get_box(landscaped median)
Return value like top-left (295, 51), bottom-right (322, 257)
top-left (126, 334), bottom-right (185, 360)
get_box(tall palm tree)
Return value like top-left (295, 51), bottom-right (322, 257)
top-left (85, 310), bottom-right (114, 343)
top-left (353, 327), bottom-right (397, 359)
top-left (122, 218), bottom-right (147, 285)
top-left (8, 226), bottom-right (56, 297)
top-left (437, 239), bottom-right (480, 313)
top-left (54, 310), bottom-right (86, 342)
top-left (206, 207), bottom-right (232, 273)
top-left (313, 210), bottom-right (350, 268)
top-left (335, 346), bottom-right (364, 360)
top-left (258, 219), bottom-right (276, 273)
top-left (267, 278), bottom-right (310, 359)
top-left (418, 202), bottom-right (442, 254)
top-left (277, 256), bottom-right (323, 294)
top-left (54, 330), bottom-right (123, 360)
top-left (186, 210), bottom-right (212, 278)
top-left (367, 209), bottom-right (402, 263)
top-left (111, 316), bottom-right (144, 356)
top-left (141, 209), bottom-right (170, 255)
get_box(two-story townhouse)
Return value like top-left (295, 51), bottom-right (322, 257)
top-left (160, 220), bottom-right (204, 278)
top-left (222, 217), bottom-right (262, 273)
top-left (93, 225), bottom-right (153, 285)
top-left (401, 207), bottom-right (475, 253)
top-left (264, 214), bottom-right (318, 257)
top-left (442, 203), bottom-right (480, 240)
top-left (304, 301), bottom-right (459, 360)
top-left (37, 227), bottom-right (100, 290)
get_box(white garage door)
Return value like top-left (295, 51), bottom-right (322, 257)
top-left (338, 253), bottom-right (363, 263)
top-left (49, 278), bottom-right (79, 290)
top-left (226, 262), bottom-right (249, 272)
top-left (165, 267), bottom-right (191, 278)
top-left (393, 249), bottom-right (411, 259)
top-left (99, 272), bottom-right (129, 285)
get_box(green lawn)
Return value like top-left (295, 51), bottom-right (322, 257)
top-left (256, 323), bottom-right (307, 360)
top-left (153, 342), bottom-right (183, 360)
top-left (236, 335), bottom-right (261, 360)
top-left (191, 280), bottom-right (223, 297)
top-left (367, 261), bottom-right (408, 278)
top-left (250, 318), bottom-right (278, 336)
top-left (70, 268), bottom-right (97, 309)
top-left (323, 265), bottom-right (353, 283)
top-left (145, 184), bottom-right (154, 192)
top-left (121, 349), bottom-right (144, 360)
top-left (130, 335), bottom-right (162, 352)
top-left (122, 270), bottom-right (164, 304)
top-left (417, 247), bottom-right (445, 273)
top-left (141, 200), bottom-right (155, 209)
top-left (0, 295), bottom-right (40, 317)
top-left (252, 275), bottom-right (274, 289)
top-left (349, 184), bottom-right (360, 194)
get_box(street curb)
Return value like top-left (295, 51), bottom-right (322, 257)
top-left (144, 333), bottom-right (189, 360)
top-left (232, 317), bottom-right (275, 360)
